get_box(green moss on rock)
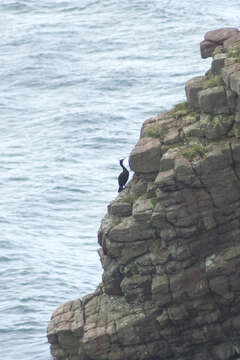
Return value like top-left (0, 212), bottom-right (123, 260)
top-left (200, 114), bottom-right (234, 139)
top-left (171, 101), bottom-right (200, 124)
top-left (180, 142), bottom-right (209, 161)
top-left (227, 46), bottom-right (240, 63)
top-left (150, 198), bottom-right (158, 207)
top-left (201, 74), bottom-right (224, 89)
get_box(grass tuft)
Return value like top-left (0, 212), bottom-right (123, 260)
top-left (227, 46), bottom-right (240, 63)
top-left (169, 101), bottom-right (201, 126)
top-left (180, 142), bottom-right (209, 161)
top-left (201, 75), bottom-right (224, 89)
top-left (143, 123), bottom-right (167, 138)
top-left (171, 101), bottom-right (192, 117)
top-left (150, 198), bottom-right (158, 207)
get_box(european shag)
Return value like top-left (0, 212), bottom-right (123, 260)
top-left (118, 158), bottom-right (129, 192)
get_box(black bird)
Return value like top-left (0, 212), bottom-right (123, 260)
top-left (118, 158), bottom-right (129, 192)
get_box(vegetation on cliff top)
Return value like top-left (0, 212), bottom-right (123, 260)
top-left (143, 122), bottom-right (167, 138)
top-left (227, 46), bottom-right (240, 63)
top-left (170, 101), bottom-right (200, 123)
top-left (143, 102), bottom-right (201, 139)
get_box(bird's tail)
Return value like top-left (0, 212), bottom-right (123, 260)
top-left (118, 186), bottom-right (124, 193)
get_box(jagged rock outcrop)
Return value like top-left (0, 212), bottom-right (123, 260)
top-left (47, 28), bottom-right (240, 360)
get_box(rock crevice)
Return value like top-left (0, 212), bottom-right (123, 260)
top-left (47, 28), bottom-right (240, 360)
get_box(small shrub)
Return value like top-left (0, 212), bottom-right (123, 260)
top-left (170, 101), bottom-right (200, 124)
top-left (202, 271), bottom-right (207, 281)
top-left (150, 198), bottom-right (158, 207)
top-left (181, 142), bottom-right (208, 161)
top-left (172, 101), bottom-right (190, 114)
top-left (171, 101), bottom-right (192, 117)
top-left (143, 123), bottom-right (167, 138)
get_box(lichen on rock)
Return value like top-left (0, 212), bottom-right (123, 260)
top-left (47, 28), bottom-right (240, 360)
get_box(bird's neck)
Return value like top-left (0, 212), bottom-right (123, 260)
top-left (121, 162), bottom-right (127, 170)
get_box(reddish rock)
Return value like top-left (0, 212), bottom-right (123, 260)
top-left (204, 27), bottom-right (239, 44)
top-left (201, 28), bottom-right (239, 58)
top-left (224, 32), bottom-right (240, 51)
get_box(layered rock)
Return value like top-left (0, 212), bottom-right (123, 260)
top-left (47, 28), bottom-right (240, 360)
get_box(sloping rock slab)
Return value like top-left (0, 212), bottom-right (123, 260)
top-left (129, 137), bottom-right (161, 173)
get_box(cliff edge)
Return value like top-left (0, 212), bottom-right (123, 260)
top-left (47, 28), bottom-right (240, 360)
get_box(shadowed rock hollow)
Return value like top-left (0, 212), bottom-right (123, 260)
top-left (47, 28), bottom-right (240, 360)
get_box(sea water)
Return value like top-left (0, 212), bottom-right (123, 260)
top-left (0, 1), bottom-right (239, 359)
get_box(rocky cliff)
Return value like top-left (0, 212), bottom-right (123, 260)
top-left (47, 28), bottom-right (240, 360)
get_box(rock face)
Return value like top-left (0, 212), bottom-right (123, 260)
top-left (200, 27), bottom-right (239, 58)
top-left (47, 28), bottom-right (240, 360)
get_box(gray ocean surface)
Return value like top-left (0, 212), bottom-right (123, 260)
top-left (0, 1), bottom-right (239, 359)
